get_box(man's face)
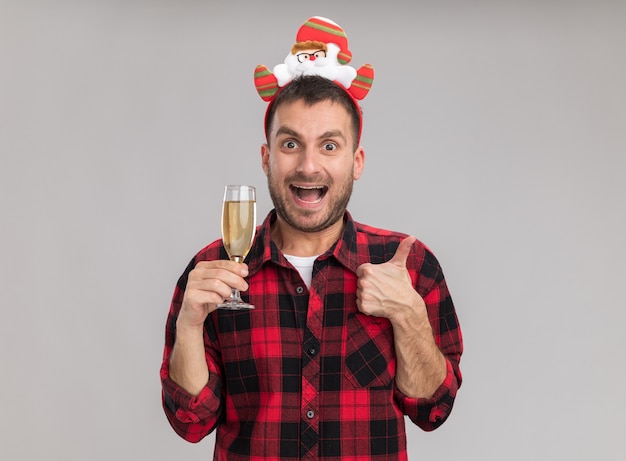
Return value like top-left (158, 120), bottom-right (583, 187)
top-left (262, 99), bottom-right (364, 234)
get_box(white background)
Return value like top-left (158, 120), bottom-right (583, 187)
top-left (1, 1), bottom-right (624, 459)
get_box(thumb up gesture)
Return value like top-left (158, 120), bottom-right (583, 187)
top-left (356, 236), bottom-right (425, 319)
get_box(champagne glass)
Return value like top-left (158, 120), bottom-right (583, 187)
top-left (217, 185), bottom-right (256, 310)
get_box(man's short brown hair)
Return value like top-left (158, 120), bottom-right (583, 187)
top-left (264, 75), bottom-right (362, 151)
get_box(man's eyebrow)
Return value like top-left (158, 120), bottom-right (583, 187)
top-left (275, 126), bottom-right (300, 138)
top-left (320, 130), bottom-right (346, 142)
top-left (274, 127), bottom-right (347, 143)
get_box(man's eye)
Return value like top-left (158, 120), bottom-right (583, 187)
top-left (323, 143), bottom-right (337, 151)
top-left (283, 140), bottom-right (298, 149)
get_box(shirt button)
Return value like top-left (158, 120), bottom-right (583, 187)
top-left (296, 286), bottom-right (304, 294)
top-left (308, 346), bottom-right (317, 355)
top-left (306, 410), bottom-right (315, 419)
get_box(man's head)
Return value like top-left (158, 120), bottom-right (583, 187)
top-left (264, 76), bottom-right (363, 152)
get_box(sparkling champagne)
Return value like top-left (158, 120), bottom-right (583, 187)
top-left (217, 185), bottom-right (256, 310)
top-left (222, 200), bottom-right (256, 262)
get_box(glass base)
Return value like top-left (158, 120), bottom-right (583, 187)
top-left (217, 301), bottom-right (255, 310)
top-left (218, 287), bottom-right (254, 310)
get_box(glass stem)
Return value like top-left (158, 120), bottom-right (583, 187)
top-left (229, 257), bottom-right (244, 301)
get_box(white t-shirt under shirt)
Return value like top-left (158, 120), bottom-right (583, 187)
top-left (283, 254), bottom-right (319, 289)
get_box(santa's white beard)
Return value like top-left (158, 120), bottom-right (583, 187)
top-left (289, 57), bottom-right (336, 79)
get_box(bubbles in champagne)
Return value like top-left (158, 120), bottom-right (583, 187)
top-left (222, 200), bottom-right (256, 261)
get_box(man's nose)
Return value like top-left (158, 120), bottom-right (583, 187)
top-left (296, 148), bottom-right (321, 174)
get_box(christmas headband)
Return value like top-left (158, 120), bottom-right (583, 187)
top-left (254, 16), bottom-right (374, 143)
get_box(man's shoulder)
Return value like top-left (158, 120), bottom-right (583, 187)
top-left (353, 220), bottom-right (406, 240)
top-left (193, 238), bottom-right (224, 262)
top-left (352, 219), bottom-right (436, 261)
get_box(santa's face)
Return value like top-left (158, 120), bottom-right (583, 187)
top-left (285, 43), bottom-right (341, 76)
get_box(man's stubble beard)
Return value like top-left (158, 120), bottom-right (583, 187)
top-left (266, 167), bottom-right (354, 234)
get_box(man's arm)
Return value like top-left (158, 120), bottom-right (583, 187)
top-left (160, 258), bottom-right (250, 442)
top-left (356, 236), bottom-right (447, 397)
top-left (168, 324), bottom-right (210, 396)
top-left (169, 259), bottom-right (249, 394)
top-left (388, 300), bottom-right (448, 398)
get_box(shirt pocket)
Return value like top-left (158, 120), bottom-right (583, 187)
top-left (345, 313), bottom-right (395, 388)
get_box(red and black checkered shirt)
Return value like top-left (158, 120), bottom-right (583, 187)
top-left (161, 210), bottom-right (463, 460)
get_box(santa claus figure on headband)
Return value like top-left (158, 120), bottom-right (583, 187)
top-left (254, 16), bottom-right (374, 102)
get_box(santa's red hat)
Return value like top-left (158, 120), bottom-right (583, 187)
top-left (295, 16), bottom-right (352, 65)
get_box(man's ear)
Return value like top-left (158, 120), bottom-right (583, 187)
top-left (261, 143), bottom-right (270, 176)
top-left (352, 146), bottom-right (365, 180)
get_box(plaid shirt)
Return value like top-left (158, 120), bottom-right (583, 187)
top-left (161, 210), bottom-right (463, 460)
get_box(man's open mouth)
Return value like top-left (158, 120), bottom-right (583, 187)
top-left (290, 185), bottom-right (328, 204)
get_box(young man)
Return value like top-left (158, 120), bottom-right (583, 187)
top-left (161, 18), bottom-right (462, 461)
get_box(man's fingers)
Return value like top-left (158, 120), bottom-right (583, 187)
top-left (190, 265), bottom-right (249, 292)
top-left (195, 260), bottom-right (249, 277)
top-left (388, 236), bottom-right (416, 267)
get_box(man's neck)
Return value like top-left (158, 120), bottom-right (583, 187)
top-left (271, 216), bottom-right (344, 257)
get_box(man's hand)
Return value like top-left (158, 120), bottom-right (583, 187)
top-left (178, 260), bottom-right (250, 329)
top-left (356, 236), bottom-right (424, 320)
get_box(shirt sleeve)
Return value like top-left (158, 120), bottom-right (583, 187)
top-left (161, 362), bottom-right (223, 442)
top-left (159, 258), bottom-right (225, 443)
top-left (396, 246), bottom-right (464, 431)
top-left (393, 358), bottom-right (460, 431)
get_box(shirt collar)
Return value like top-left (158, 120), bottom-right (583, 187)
top-left (246, 209), bottom-right (364, 276)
